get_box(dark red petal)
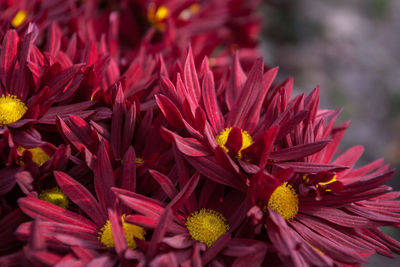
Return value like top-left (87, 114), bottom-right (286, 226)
top-left (54, 171), bottom-right (105, 226)
top-left (0, 30), bottom-right (19, 91)
top-left (186, 156), bottom-right (246, 191)
top-left (202, 233), bottom-right (231, 265)
top-left (160, 127), bottom-right (211, 157)
top-left (202, 69), bottom-right (224, 132)
top-left (275, 162), bottom-right (347, 173)
top-left (94, 142), bottom-right (115, 213)
top-left (112, 188), bottom-right (165, 217)
top-left (227, 58), bottom-right (264, 130)
top-left (18, 197), bottom-right (96, 230)
top-left (226, 52), bottom-right (247, 111)
top-left (149, 169), bottom-right (179, 200)
top-left (169, 172), bottom-right (200, 212)
top-left (120, 146), bottom-right (137, 193)
top-left (156, 94), bottom-right (185, 128)
top-left (110, 85), bottom-right (126, 160)
top-left (184, 46), bottom-right (201, 104)
top-left (147, 208), bottom-right (173, 260)
top-left (270, 141), bottom-right (330, 161)
top-left (224, 127), bottom-right (242, 157)
top-left (108, 209), bottom-right (127, 255)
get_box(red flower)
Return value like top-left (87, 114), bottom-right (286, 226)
top-left (16, 142), bottom-right (147, 264)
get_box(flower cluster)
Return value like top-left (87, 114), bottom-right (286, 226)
top-left (0, 1), bottom-right (399, 266)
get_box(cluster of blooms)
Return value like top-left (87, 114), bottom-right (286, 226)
top-left (0, 0), bottom-right (399, 266)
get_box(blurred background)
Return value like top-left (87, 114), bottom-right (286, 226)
top-left (261, 0), bottom-right (400, 265)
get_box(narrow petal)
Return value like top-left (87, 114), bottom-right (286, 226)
top-left (18, 197), bottom-right (97, 230)
top-left (94, 142), bottom-right (116, 213)
top-left (54, 171), bottom-right (105, 226)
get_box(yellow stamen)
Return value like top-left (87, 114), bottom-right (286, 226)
top-left (17, 146), bottom-right (50, 167)
top-left (268, 182), bottom-right (299, 220)
top-left (39, 187), bottom-right (69, 209)
top-left (318, 175), bottom-right (337, 186)
top-left (98, 215), bottom-right (145, 250)
top-left (136, 157), bottom-right (144, 164)
top-left (186, 209), bottom-right (229, 248)
top-left (148, 3), bottom-right (170, 31)
top-left (215, 127), bottom-right (253, 159)
top-left (0, 95), bottom-right (27, 125)
top-left (11, 10), bottom-right (27, 28)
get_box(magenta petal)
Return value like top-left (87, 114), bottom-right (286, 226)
top-left (125, 215), bottom-right (158, 229)
top-left (94, 142), bottom-right (116, 213)
top-left (290, 219), bottom-right (366, 265)
top-left (47, 64), bottom-right (83, 97)
top-left (270, 141), bottom-right (330, 161)
top-left (120, 146), bottom-right (137, 193)
top-left (160, 127), bottom-right (211, 157)
top-left (224, 127), bottom-right (242, 157)
top-left (110, 85), bottom-right (126, 160)
top-left (31, 251), bottom-right (63, 266)
top-left (0, 30), bottom-right (19, 91)
top-left (202, 233), bottom-right (231, 265)
top-left (299, 207), bottom-right (376, 228)
top-left (149, 252), bottom-right (178, 267)
top-left (108, 209), bottom-right (127, 255)
top-left (41, 102), bottom-right (95, 125)
top-left (226, 58), bottom-right (264, 130)
top-left (162, 234), bottom-right (193, 249)
top-left (226, 52), bottom-right (247, 111)
top-left (112, 188), bottom-right (165, 217)
top-left (169, 172), bottom-right (200, 212)
top-left (186, 156), bottom-right (246, 191)
top-left (147, 208), bottom-right (173, 259)
top-left (121, 104), bottom-right (137, 155)
top-left (184, 46), bottom-right (201, 104)
top-left (29, 219), bottom-right (45, 251)
top-left (275, 162), bottom-right (347, 173)
top-left (156, 94), bottom-right (185, 128)
top-left (231, 242), bottom-right (268, 267)
top-left (18, 197), bottom-right (97, 230)
top-left (54, 171), bottom-right (105, 226)
top-left (149, 169), bottom-right (179, 199)
top-left (202, 69), bottom-right (224, 132)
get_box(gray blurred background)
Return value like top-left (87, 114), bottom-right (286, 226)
top-left (261, 0), bottom-right (400, 265)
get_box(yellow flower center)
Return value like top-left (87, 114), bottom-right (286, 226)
top-left (17, 146), bottom-right (50, 167)
top-left (268, 182), bottom-right (299, 220)
top-left (0, 95), bottom-right (28, 125)
top-left (11, 10), bottom-right (27, 28)
top-left (186, 209), bottom-right (229, 248)
top-left (39, 187), bottom-right (69, 209)
top-left (215, 127), bottom-right (253, 159)
top-left (98, 215), bottom-right (146, 250)
top-left (147, 3), bottom-right (170, 31)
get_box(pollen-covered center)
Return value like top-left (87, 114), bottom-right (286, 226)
top-left (98, 215), bottom-right (145, 250)
top-left (186, 209), bottom-right (229, 248)
top-left (215, 127), bottom-right (253, 159)
top-left (39, 187), bottom-right (69, 209)
top-left (17, 146), bottom-right (50, 167)
top-left (268, 182), bottom-right (299, 220)
top-left (0, 95), bottom-right (27, 125)
top-left (147, 3), bottom-right (170, 31)
top-left (11, 10), bottom-right (27, 28)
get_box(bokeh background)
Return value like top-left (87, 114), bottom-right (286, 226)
top-left (261, 0), bottom-right (400, 265)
